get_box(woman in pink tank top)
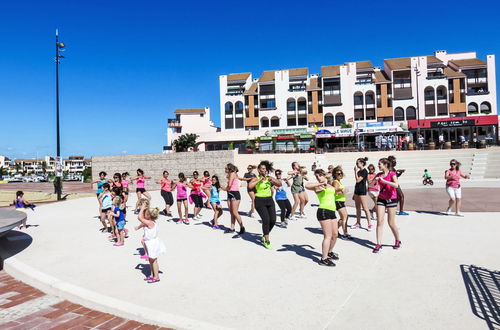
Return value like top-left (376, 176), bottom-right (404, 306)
top-left (373, 156), bottom-right (401, 253)
top-left (444, 159), bottom-right (469, 216)
top-left (156, 171), bottom-right (174, 217)
top-left (174, 172), bottom-right (189, 224)
top-left (131, 169), bottom-right (152, 214)
top-left (220, 163), bottom-right (245, 235)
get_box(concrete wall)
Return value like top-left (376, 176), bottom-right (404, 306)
top-left (91, 150), bottom-right (236, 190)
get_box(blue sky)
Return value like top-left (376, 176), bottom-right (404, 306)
top-left (0, 0), bottom-right (498, 158)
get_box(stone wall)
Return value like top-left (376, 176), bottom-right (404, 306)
top-left (91, 150), bottom-right (236, 190)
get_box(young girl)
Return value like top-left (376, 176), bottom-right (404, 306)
top-left (444, 159), bottom-right (470, 216)
top-left (240, 165), bottom-right (257, 217)
top-left (111, 173), bottom-right (123, 196)
top-left (13, 191), bottom-right (34, 229)
top-left (93, 172), bottom-right (111, 217)
top-left (135, 202), bottom-right (165, 283)
top-left (202, 171), bottom-right (212, 208)
top-left (131, 169), bottom-right (152, 214)
top-left (175, 173), bottom-right (189, 224)
top-left (367, 164), bottom-right (380, 219)
top-left (121, 172), bottom-right (130, 212)
top-left (189, 171), bottom-right (204, 220)
top-left (202, 175), bottom-right (223, 229)
top-left (288, 162), bottom-right (309, 219)
top-left (352, 157), bottom-right (373, 231)
top-left (221, 163), bottom-right (245, 235)
top-left (156, 171), bottom-right (174, 217)
top-left (306, 169), bottom-right (339, 267)
top-left (100, 183), bottom-right (113, 233)
top-left (373, 157), bottom-right (401, 253)
top-left (109, 196), bottom-right (125, 246)
top-left (332, 166), bottom-right (351, 240)
top-left (248, 161), bottom-right (281, 249)
top-left (274, 169), bottom-right (292, 228)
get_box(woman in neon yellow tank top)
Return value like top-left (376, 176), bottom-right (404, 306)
top-left (248, 160), bottom-right (282, 249)
top-left (332, 165), bottom-right (351, 240)
top-left (306, 169), bottom-right (340, 267)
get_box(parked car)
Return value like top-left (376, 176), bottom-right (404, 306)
top-left (8, 177), bottom-right (23, 183)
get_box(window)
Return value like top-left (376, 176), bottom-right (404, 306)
top-left (260, 99), bottom-right (276, 109)
top-left (297, 97), bottom-right (307, 111)
top-left (354, 109), bottom-right (364, 121)
top-left (354, 92), bottom-right (363, 106)
top-left (287, 98), bottom-right (297, 126)
top-left (335, 113), bottom-right (346, 126)
top-left (436, 86), bottom-right (447, 100)
top-left (261, 117), bottom-right (269, 128)
top-left (406, 106), bottom-right (417, 120)
top-left (365, 91), bottom-right (375, 107)
top-left (394, 107), bottom-right (405, 121)
top-left (467, 102), bottom-right (478, 114)
top-left (480, 102), bottom-right (491, 113)
top-left (324, 114), bottom-right (334, 126)
top-left (225, 102), bottom-right (234, 129)
top-left (270, 116), bottom-right (280, 127)
top-left (424, 87), bottom-right (435, 101)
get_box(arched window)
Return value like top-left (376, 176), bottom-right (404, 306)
top-left (436, 86), bottom-right (447, 100)
top-left (436, 86), bottom-right (448, 116)
top-left (406, 106), bottom-right (416, 120)
top-left (394, 107), bottom-right (405, 121)
top-left (225, 102), bottom-right (234, 129)
top-left (287, 98), bottom-right (297, 126)
top-left (324, 113), bottom-right (334, 127)
top-left (261, 117), bottom-right (269, 128)
top-left (424, 87), bottom-right (435, 101)
top-left (335, 112), bottom-right (346, 126)
top-left (235, 101), bottom-right (244, 128)
top-left (480, 102), bottom-right (491, 113)
top-left (468, 102), bottom-right (478, 114)
top-left (424, 87), bottom-right (436, 117)
top-left (270, 116), bottom-right (280, 127)
top-left (354, 92), bottom-right (364, 120)
top-left (365, 91), bottom-right (376, 120)
top-left (297, 97), bottom-right (307, 125)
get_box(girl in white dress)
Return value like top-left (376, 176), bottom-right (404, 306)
top-left (135, 202), bottom-right (166, 283)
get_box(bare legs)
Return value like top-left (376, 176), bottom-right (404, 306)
top-left (448, 197), bottom-right (461, 213)
top-left (177, 200), bottom-right (189, 220)
top-left (319, 219), bottom-right (338, 260)
top-left (248, 190), bottom-right (256, 215)
top-left (337, 207), bottom-right (349, 236)
top-left (291, 193), bottom-right (300, 216)
top-left (228, 200), bottom-right (244, 230)
top-left (299, 191), bottom-right (308, 215)
top-left (376, 205), bottom-right (399, 245)
top-left (354, 194), bottom-right (372, 227)
top-left (149, 257), bottom-right (159, 280)
top-left (135, 191), bottom-right (143, 210)
top-left (211, 203), bottom-right (223, 226)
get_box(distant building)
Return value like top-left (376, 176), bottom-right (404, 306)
top-left (0, 156), bottom-right (11, 169)
top-left (12, 155), bottom-right (91, 175)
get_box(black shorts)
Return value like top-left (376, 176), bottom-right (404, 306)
top-left (177, 198), bottom-right (187, 202)
top-left (96, 193), bottom-right (100, 197)
top-left (317, 208), bottom-right (337, 221)
top-left (191, 194), bottom-right (203, 208)
top-left (335, 201), bottom-right (346, 210)
top-left (354, 191), bottom-right (367, 196)
top-left (136, 188), bottom-right (146, 193)
top-left (376, 198), bottom-right (398, 208)
top-left (227, 191), bottom-right (241, 201)
top-left (123, 191), bottom-right (129, 195)
top-left (101, 208), bottom-right (111, 213)
top-left (247, 187), bottom-right (257, 194)
top-left (161, 190), bottom-right (174, 206)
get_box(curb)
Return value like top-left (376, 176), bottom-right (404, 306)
top-left (4, 257), bottom-right (230, 330)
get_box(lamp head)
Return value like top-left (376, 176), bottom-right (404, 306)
top-left (57, 42), bottom-right (65, 49)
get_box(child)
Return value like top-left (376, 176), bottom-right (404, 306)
top-left (135, 202), bottom-right (165, 283)
top-left (109, 196), bottom-right (125, 246)
top-left (100, 183), bottom-right (113, 233)
top-left (13, 191), bottom-right (35, 229)
top-left (203, 175), bottom-right (223, 229)
top-left (423, 169), bottom-right (432, 180)
top-left (174, 173), bottom-right (189, 224)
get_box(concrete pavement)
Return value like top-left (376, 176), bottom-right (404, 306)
top-left (0, 186), bottom-right (499, 329)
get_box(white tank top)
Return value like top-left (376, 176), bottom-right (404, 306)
top-left (143, 222), bottom-right (158, 241)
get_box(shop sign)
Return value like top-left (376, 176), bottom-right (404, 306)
top-left (271, 128), bottom-right (307, 135)
top-left (333, 128), bottom-right (354, 137)
top-left (315, 133), bottom-right (332, 138)
top-left (359, 126), bottom-right (402, 134)
top-left (358, 122), bottom-right (394, 128)
top-left (299, 134), bottom-right (313, 139)
top-left (259, 136), bottom-right (272, 141)
top-left (277, 134), bottom-right (295, 140)
top-left (430, 119), bottom-right (475, 128)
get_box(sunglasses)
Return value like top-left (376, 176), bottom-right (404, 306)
top-left (335, 172), bottom-right (343, 175)
top-left (450, 163), bottom-right (457, 165)
top-left (113, 176), bottom-right (119, 178)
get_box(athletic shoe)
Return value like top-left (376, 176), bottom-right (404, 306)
top-left (300, 213), bottom-right (306, 218)
top-left (263, 239), bottom-right (272, 249)
top-left (134, 210), bottom-right (139, 215)
top-left (238, 226), bottom-right (246, 235)
top-left (318, 258), bottom-right (336, 267)
top-left (328, 252), bottom-right (339, 260)
top-left (351, 223), bottom-right (361, 229)
top-left (212, 225), bottom-right (220, 229)
top-left (455, 212), bottom-right (464, 217)
top-left (283, 221), bottom-right (288, 228)
top-left (367, 225), bottom-right (374, 231)
top-left (372, 244), bottom-right (382, 253)
top-left (184, 219), bottom-right (190, 225)
top-left (113, 242), bottom-right (124, 247)
top-left (393, 240), bottom-right (402, 249)
top-left (224, 228), bottom-right (235, 234)
top-left (345, 234), bottom-right (353, 240)
top-left (159, 210), bottom-right (166, 216)
top-left (288, 216), bottom-right (297, 221)
top-left (140, 255), bottom-right (149, 260)
top-left (398, 211), bottom-right (409, 216)
top-left (445, 208), bottom-right (452, 215)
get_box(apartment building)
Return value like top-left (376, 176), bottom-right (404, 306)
top-left (64, 155), bottom-right (92, 174)
top-left (217, 50), bottom-right (497, 147)
top-left (12, 155), bottom-right (91, 174)
top-left (0, 156), bottom-right (11, 169)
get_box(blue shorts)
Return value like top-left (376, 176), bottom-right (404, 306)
top-left (210, 200), bottom-right (221, 205)
top-left (116, 221), bottom-right (125, 230)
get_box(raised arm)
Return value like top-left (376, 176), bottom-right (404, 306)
top-left (269, 176), bottom-right (282, 187)
top-left (305, 182), bottom-right (326, 193)
top-left (247, 177), bottom-right (259, 190)
top-left (333, 180), bottom-right (345, 194)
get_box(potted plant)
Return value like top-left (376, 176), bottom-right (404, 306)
top-left (245, 138), bottom-right (253, 152)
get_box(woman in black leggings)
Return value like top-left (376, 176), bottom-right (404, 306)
top-left (248, 161), bottom-right (282, 249)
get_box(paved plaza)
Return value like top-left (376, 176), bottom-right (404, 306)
top-left (0, 184), bottom-right (499, 329)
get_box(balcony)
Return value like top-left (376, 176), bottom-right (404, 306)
top-left (168, 119), bottom-right (182, 128)
top-left (466, 89), bottom-right (489, 96)
top-left (427, 74), bottom-right (446, 80)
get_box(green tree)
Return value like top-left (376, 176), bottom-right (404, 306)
top-left (228, 142), bottom-right (234, 150)
top-left (173, 133), bottom-right (199, 152)
top-left (14, 163), bottom-right (21, 174)
top-left (341, 123), bottom-right (353, 128)
top-left (0, 167), bottom-right (7, 178)
top-left (82, 167), bottom-right (92, 183)
top-left (42, 161), bottom-right (47, 175)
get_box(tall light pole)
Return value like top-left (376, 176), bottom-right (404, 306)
top-left (413, 66), bottom-right (421, 138)
top-left (55, 29), bottom-right (65, 201)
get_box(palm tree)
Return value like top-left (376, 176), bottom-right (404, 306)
top-left (173, 133), bottom-right (198, 152)
top-left (14, 162), bottom-right (21, 174)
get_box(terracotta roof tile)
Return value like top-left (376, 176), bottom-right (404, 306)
top-left (374, 71), bottom-right (391, 84)
top-left (321, 65), bottom-right (341, 77)
top-left (174, 108), bottom-right (206, 114)
top-left (243, 82), bottom-right (258, 95)
top-left (444, 67), bottom-right (466, 78)
top-left (227, 72), bottom-right (251, 81)
top-left (449, 58), bottom-right (487, 68)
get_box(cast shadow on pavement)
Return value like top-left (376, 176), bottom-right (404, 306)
top-left (414, 210), bottom-right (447, 216)
top-left (0, 230), bottom-right (33, 270)
top-left (304, 227), bottom-right (322, 235)
top-left (277, 244), bottom-right (321, 263)
top-left (135, 264), bottom-right (164, 278)
top-left (461, 264), bottom-right (500, 330)
top-left (237, 231), bottom-right (264, 247)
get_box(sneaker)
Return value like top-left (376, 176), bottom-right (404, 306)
top-left (224, 228), bottom-right (235, 234)
top-left (300, 213), bottom-right (306, 218)
top-left (283, 221), bottom-right (288, 228)
top-left (393, 240), bottom-right (402, 249)
top-left (398, 211), bottom-right (409, 216)
top-left (445, 208), bottom-right (452, 215)
top-left (159, 210), bottom-right (166, 216)
top-left (351, 223), bottom-right (361, 229)
top-left (288, 216), bottom-right (297, 221)
top-left (318, 258), bottom-right (336, 267)
top-left (372, 244), bottom-right (382, 253)
top-left (212, 225), bottom-right (220, 230)
top-left (455, 212), bottom-right (464, 217)
top-left (134, 210), bottom-right (139, 215)
top-left (263, 239), bottom-right (272, 249)
top-left (140, 255), bottom-right (149, 260)
top-left (367, 225), bottom-right (374, 231)
top-left (193, 215), bottom-right (199, 220)
top-left (184, 219), bottom-right (190, 225)
top-left (238, 226), bottom-right (246, 235)
top-left (113, 242), bottom-right (124, 247)
top-left (328, 252), bottom-right (339, 260)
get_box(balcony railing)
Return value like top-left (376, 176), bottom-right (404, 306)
top-left (466, 90), bottom-right (490, 96)
top-left (168, 121), bottom-right (182, 128)
top-left (427, 74), bottom-right (446, 80)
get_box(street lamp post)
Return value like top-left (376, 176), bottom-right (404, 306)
top-left (414, 66), bottom-right (421, 139)
top-left (55, 29), bottom-right (65, 201)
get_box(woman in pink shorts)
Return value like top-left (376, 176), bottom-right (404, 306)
top-left (444, 159), bottom-right (469, 216)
